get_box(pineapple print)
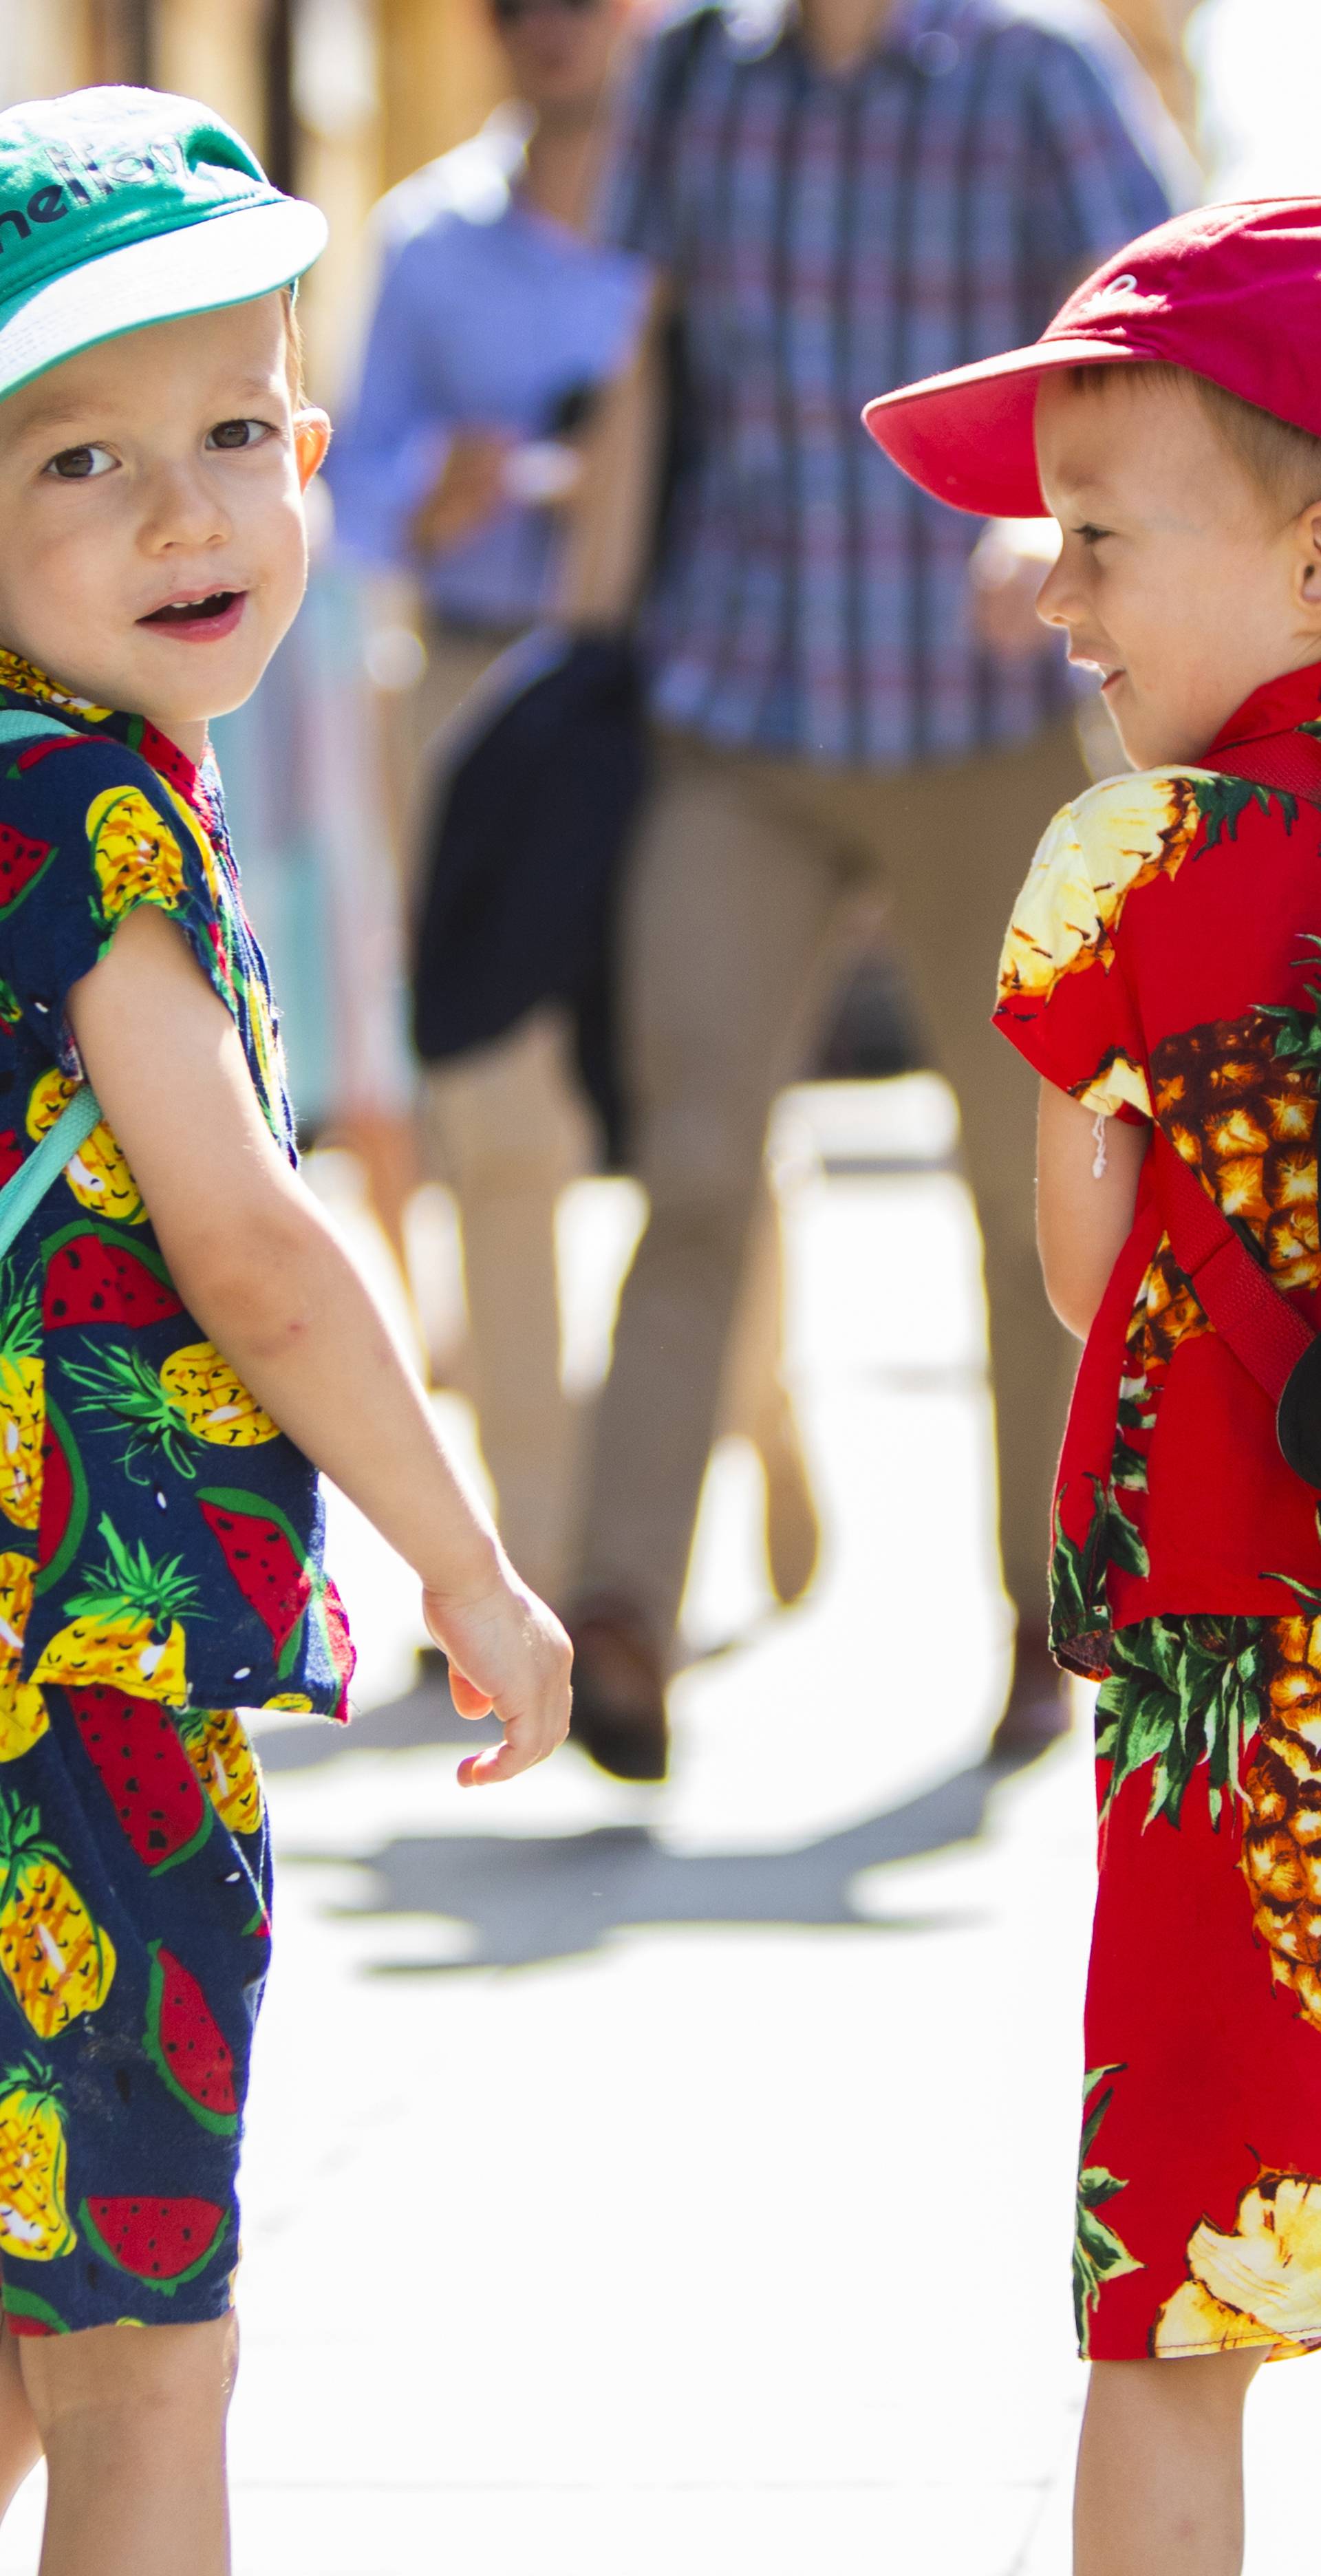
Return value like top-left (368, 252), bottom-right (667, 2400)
top-left (1075, 2065), bottom-right (1142, 2356)
top-left (1099, 1610), bottom-right (1321, 2038)
top-left (1239, 1607), bottom-right (1321, 2032)
top-left (999, 771), bottom-right (1210, 1009)
top-left (244, 976), bottom-right (286, 1123)
top-left (162, 1345), bottom-right (278, 1448)
top-left (61, 1340), bottom-right (279, 1483)
top-left (0, 2058), bottom-right (74, 2261)
top-left (1125, 1239), bottom-right (1208, 1384)
top-left (0, 1790), bottom-right (115, 2037)
top-left (0, 650), bottom-right (110, 721)
top-left (180, 1708), bottom-right (263, 1836)
top-left (0, 1270), bottom-right (43, 1533)
top-left (999, 762), bottom-right (1287, 1005)
top-left (32, 1514), bottom-right (197, 1708)
top-left (26, 1069), bottom-right (144, 1225)
top-left (0, 1555), bottom-right (46, 1761)
top-left (159, 777), bottom-right (222, 908)
top-left (1152, 1009), bottom-right (1320, 1291)
top-left (1154, 2169), bottom-right (1321, 2357)
top-left (85, 782), bottom-right (186, 921)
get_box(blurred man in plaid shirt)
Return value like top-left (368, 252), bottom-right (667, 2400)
top-left (564, 0), bottom-right (1189, 1779)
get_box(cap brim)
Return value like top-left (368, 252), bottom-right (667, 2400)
top-left (863, 336), bottom-right (1142, 517)
top-left (0, 195), bottom-right (329, 403)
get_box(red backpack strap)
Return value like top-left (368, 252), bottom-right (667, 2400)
top-left (1152, 1130), bottom-right (1313, 1404)
top-left (1214, 727), bottom-right (1321, 807)
top-left (1147, 727), bottom-right (1321, 1479)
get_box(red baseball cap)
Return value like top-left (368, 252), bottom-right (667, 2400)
top-left (863, 198), bottom-right (1321, 519)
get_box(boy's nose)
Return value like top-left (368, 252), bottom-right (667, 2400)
top-left (1034, 555), bottom-right (1072, 627)
top-left (140, 462), bottom-right (232, 552)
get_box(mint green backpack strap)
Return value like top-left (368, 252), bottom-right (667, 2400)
top-left (0, 711), bottom-right (80, 752)
top-left (0, 1088), bottom-right (104, 1257)
top-left (0, 709), bottom-right (103, 1255)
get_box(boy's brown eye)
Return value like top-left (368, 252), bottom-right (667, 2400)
top-left (45, 444), bottom-right (114, 481)
top-left (207, 419), bottom-right (268, 451)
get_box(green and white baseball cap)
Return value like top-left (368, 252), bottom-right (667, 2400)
top-left (0, 85), bottom-right (327, 403)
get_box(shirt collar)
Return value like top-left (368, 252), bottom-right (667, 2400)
top-left (724, 0), bottom-right (977, 70)
top-left (1207, 661), bottom-right (1321, 758)
top-left (0, 648), bottom-right (208, 823)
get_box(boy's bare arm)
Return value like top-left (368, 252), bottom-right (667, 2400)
top-left (66, 906), bottom-right (570, 1783)
top-left (1036, 1080), bottom-right (1148, 1338)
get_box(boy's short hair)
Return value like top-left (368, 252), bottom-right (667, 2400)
top-left (1068, 362), bottom-right (1321, 522)
top-left (283, 290), bottom-right (305, 405)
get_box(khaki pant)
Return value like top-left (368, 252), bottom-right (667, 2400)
top-left (573, 719), bottom-right (1087, 1646)
top-left (406, 630), bottom-right (591, 1603)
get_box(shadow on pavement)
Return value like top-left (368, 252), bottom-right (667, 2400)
top-left (267, 1678), bottom-right (1035, 1969)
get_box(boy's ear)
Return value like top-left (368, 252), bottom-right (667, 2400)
top-left (294, 407), bottom-right (332, 489)
top-left (1295, 500), bottom-right (1321, 614)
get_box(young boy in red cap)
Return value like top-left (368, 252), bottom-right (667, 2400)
top-left (868, 202), bottom-right (1321, 2573)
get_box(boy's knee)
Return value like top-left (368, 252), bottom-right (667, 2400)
top-left (18, 2313), bottom-right (238, 2447)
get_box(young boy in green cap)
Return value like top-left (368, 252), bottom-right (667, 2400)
top-left (0, 83), bottom-right (570, 2576)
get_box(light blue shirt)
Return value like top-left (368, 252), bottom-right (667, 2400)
top-left (327, 109), bottom-right (650, 631)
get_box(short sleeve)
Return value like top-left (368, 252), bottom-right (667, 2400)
top-left (0, 734), bottom-right (234, 1073)
top-left (992, 777), bottom-right (1174, 1122)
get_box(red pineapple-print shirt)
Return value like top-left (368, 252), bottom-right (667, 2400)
top-left (994, 661), bottom-right (1321, 1676)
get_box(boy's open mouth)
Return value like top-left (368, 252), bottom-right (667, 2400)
top-left (138, 590), bottom-right (247, 641)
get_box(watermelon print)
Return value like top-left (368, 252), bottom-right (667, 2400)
top-left (143, 1942), bottom-right (237, 2136)
top-left (316, 1574), bottom-right (355, 1723)
top-left (79, 2192), bottom-right (228, 2293)
top-left (0, 824), bottom-right (53, 920)
top-left (198, 1489), bottom-right (312, 1662)
top-left (0, 654), bottom-right (345, 2330)
top-left (32, 1400), bottom-right (87, 1598)
top-left (0, 659), bottom-right (352, 1716)
top-left (41, 1225), bottom-right (182, 1331)
top-left (2, 2287), bottom-right (69, 2336)
top-left (64, 1686), bottom-right (211, 1874)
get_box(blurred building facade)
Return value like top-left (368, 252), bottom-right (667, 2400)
top-left (0, 1), bottom-right (1201, 400)
top-left (0, 0), bottom-right (507, 397)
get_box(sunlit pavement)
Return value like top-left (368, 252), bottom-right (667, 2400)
top-left (0, 1074), bottom-right (1313, 2573)
top-left (249, 22), bottom-right (1313, 2571)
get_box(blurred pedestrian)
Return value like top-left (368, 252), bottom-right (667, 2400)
top-left (563, 0), bottom-right (1185, 1779)
top-left (328, 0), bottom-right (650, 1604)
top-left (870, 195), bottom-right (1321, 2570)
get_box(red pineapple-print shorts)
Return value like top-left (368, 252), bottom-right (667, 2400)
top-left (1076, 1616), bottom-right (1321, 2361)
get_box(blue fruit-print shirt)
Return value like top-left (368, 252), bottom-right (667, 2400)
top-left (0, 652), bottom-right (354, 1721)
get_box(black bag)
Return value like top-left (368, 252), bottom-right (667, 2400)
top-left (411, 628), bottom-right (648, 1165)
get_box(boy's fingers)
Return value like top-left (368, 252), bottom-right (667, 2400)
top-left (447, 1665), bottom-right (494, 1720)
top-left (457, 1698), bottom-right (569, 1786)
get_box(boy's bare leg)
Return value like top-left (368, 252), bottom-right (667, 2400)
top-left (0, 2322), bottom-right (42, 2518)
top-left (21, 2314), bottom-right (237, 2576)
top-left (1075, 2350), bottom-right (1265, 2576)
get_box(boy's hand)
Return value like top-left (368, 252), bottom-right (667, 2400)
top-left (422, 1563), bottom-right (572, 1787)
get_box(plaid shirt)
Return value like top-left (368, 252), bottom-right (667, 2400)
top-left (602, 0), bottom-right (1178, 767)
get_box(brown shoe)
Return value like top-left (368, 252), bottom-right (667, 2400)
top-left (568, 1600), bottom-right (669, 1782)
top-left (990, 1624), bottom-right (1073, 1761)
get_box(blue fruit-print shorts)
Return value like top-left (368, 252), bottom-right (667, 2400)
top-left (0, 1680), bottom-right (270, 2337)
